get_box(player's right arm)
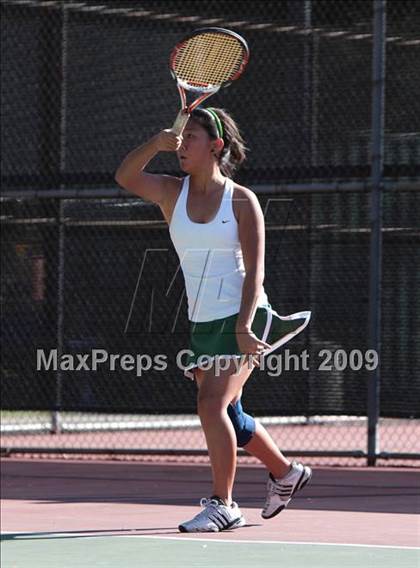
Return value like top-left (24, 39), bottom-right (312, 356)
top-left (114, 130), bottom-right (182, 204)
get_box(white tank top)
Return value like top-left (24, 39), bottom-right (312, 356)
top-left (169, 175), bottom-right (269, 322)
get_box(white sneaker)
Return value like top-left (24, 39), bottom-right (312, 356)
top-left (179, 497), bottom-right (246, 532)
top-left (261, 461), bottom-right (312, 519)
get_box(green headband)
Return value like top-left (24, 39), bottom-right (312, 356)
top-left (204, 108), bottom-right (224, 139)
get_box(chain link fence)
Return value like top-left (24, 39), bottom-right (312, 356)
top-left (2, 0), bottom-right (419, 190)
top-left (1, 0), bottom-right (419, 465)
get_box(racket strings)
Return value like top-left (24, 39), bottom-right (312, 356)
top-left (178, 38), bottom-right (242, 84)
top-left (173, 33), bottom-right (245, 87)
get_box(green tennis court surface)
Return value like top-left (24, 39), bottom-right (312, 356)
top-left (2, 534), bottom-right (419, 568)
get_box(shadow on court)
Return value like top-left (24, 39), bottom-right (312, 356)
top-left (1, 528), bottom-right (178, 541)
top-left (1, 520), bottom-right (264, 542)
top-left (1, 458), bottom-right (419, 515)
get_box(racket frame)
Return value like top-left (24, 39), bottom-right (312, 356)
top-left (170, 27), bottom-right (249, 135)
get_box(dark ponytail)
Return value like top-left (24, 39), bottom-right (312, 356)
top-left (190, 107), bottom-right (247, 177)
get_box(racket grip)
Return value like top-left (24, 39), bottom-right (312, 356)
top-left (172, 110), bottom-right (190, 136)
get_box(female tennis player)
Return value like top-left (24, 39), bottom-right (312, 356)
top-left (115, 107), bottom-right (312, 532)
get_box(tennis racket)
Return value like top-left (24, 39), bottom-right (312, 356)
top-left (169, 27), bottom-right (249, 135)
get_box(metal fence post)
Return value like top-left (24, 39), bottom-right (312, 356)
top-left (367, 0), bottom-right (387, 466)
top-left (51, 200), bottom-right (64, 434)
top-left (51, 2), bottom-right (69, 434)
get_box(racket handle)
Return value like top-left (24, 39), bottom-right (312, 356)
top-left (172, 110), bottom-right (190, 136)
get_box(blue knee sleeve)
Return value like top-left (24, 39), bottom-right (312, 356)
top-left (227, 399), bottom-right (256, 447)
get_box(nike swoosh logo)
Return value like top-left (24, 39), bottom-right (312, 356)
top-left (222, 220), bottom-right (230, 223)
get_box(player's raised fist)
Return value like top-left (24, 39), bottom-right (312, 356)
top-left (155, 129), bottom-right (183, 152)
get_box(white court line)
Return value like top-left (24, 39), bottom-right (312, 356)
top-left (124, 535), bottom-right (420, 550)
top-left (2, 532), bottom-right (419, 550)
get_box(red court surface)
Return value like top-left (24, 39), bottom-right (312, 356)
top-left (1, 458), bottom-right (419, 548)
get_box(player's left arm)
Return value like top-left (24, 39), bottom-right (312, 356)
top-left (235, 186), bottom-right (267, 334)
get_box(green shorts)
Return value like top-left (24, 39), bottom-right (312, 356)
top-left (183, 304), bottom-right (311, 379)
